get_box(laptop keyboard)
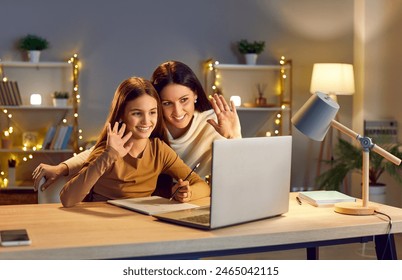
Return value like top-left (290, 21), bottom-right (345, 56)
top-left (181, 214), bottom-right (210, 224)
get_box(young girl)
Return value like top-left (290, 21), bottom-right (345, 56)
top-left (59, 77), bottom-right (210, 207)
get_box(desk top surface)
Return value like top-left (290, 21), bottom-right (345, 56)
top-left (1, 193), bottom-right (402, 259)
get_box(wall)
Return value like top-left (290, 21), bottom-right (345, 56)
top-left (354, 0), bottom-right (402, 206)
top-left (0, 0), bottom-right (354, 190)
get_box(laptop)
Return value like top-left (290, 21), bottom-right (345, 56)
top-left (153, 136), bottom-right (292, 230)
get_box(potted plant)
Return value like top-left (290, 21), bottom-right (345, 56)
top-left (52, 91), bottom-right (69, 107)
top-left (316, 137), bottom-right (402, 199)
top-left (19, 34), bottom-right (49, 63)
top-left (237, 39), bottom-right (265, 65)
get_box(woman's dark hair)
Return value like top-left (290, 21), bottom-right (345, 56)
top-left (151, 60), bottom-right (212, 112)
top-left (88, 77), bottom-right (168, 162)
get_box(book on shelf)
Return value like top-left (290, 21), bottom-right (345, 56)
top-left (0, 81), bottom-right (22, 106)
top-left (297, 190), bottom-right (356, 207)
top-left (49, 125), bottom-right (62, 150)
top-left (61, 125), bottom-right (73, 149)
top-left (0, 82), bottom-right (7, 105)
top-left (42, 126), bottom-right (56, 150)
top-left (55, 125), bottom-right (68, 150)
top-left (44, 125), bottom-right (73, 150)
top-left (10, 81), bottom-right (22, 105)
top-left (0, 81), bottom-right (12, 105)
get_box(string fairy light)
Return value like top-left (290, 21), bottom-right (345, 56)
top-left (68, 53), bottom-right (83, 154)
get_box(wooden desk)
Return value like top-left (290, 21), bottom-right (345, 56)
top-left (1, 193), bottom-right (402, 260)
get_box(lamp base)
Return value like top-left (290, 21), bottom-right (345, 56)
top-left (334, 202), bottom-right (378, 215)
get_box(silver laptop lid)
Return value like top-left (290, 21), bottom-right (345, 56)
top-left (210, 136), bottom-right (292, 229)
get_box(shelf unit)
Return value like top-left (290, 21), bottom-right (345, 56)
top-left (0, 57), bottom-right (80, 198)
top-left (204, 58), bottom-right (292, 137)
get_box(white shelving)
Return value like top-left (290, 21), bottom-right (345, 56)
top-left (0, 60), bottom-right (79, 192)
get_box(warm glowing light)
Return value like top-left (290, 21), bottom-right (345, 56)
top-left (230, 96), bottom-right (242, 107)
top-left (30, 94), bottom-right (42, 105)
top-left (266, 131), bottom-right (272, 137)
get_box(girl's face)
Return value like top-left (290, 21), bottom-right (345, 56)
top-left (159, 84), bottom-right (197, 138)
top-left (122, 94), bottom-right (158, 140)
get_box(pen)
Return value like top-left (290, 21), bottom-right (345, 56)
top-left (169, 162), bottom-right (201, 201)
top-left (296, 196), bottom-right (302, 205)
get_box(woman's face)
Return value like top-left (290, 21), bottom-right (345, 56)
top-left (159, 84), bottom-right (197, 138)
top-left (122, 94), bottom-right (158, 140)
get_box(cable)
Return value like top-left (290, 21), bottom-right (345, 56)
top-left (374, 210), bottom-right (393, 259)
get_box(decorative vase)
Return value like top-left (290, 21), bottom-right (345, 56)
top-left (244, 53), bottom-right (258, 65)
top-left (369, 184), bottom-right (386, 204)
top-left (53, 98), bottom-right (68, 107)
top-left (8, 167), bottom-right (16, 186)
top-left (28, 50), bottom-right (41, 63)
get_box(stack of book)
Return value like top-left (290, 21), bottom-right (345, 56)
top-left (42, 125), bottom-right (73, 150)
top-left (0, 81), bottom-right (22, 106)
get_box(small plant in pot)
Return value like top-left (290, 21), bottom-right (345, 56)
top-left (19, 34), bottom-right (49, 63)
top-left (52, 91), bottom-right (69, 107)
top-left (237, 39), bottom-right (265, 65)
top-left (316, 137), bottom-right (402, 193)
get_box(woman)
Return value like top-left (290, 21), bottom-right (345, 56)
top-left (33, 61), bottom-right (241, 192)
top-left (59, 77), bottom-right (210, 207)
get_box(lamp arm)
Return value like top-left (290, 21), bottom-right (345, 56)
top-left (330, 119), bottom-right (359, 140)
top-left (372, 144), bottom-right (402, 166)
top-left (331, 119), bottom-right (402, 166)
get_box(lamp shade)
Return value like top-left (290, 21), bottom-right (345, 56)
top-left (291, 92), bottom-right (340, 141)
top-left (310, 63), bottom-right (355, 95)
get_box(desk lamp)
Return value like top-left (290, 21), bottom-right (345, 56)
top-left (292, 92), bottom-right (401, 215)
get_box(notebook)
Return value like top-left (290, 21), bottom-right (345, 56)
top-left (153, 136), bottom-right (292, 230)
top-left (298, 190), bottom-right (356, 207)
top-left (108, 196), bottom-right (200, 215)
